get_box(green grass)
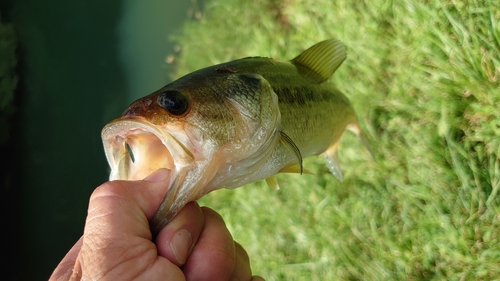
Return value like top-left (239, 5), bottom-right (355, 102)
top-left (166, 0), bottom-right (500, 279)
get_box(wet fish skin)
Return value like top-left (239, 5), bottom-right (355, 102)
top-left (101, 39), bottom-right (372, 235)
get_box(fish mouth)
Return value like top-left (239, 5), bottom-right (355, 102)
top-left (101, 118), bottom-right (195, 234)
top-left (101, 118), bottom-right (193, 181)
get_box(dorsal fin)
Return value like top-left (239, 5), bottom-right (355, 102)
top-left (291, 39), bottom-right (346, 84)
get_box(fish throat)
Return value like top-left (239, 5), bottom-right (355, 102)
top-left (102, 119), bottom-right (193, 181)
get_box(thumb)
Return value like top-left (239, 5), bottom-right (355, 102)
top-left (51, 168), bottom-right (184, 280)
top-left (85, 168), bottom-right (171, 239)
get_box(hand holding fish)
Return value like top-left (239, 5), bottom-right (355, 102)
top-left (50, 169), bottom-right (264, 281)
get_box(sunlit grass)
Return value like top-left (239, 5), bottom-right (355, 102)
top-left (168, 0), bottom-right (500, 279)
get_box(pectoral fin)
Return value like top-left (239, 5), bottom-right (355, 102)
top-left (264, 132), bottom-right (310, 190)
top-left (265, 164), bottom-right (314, 190)
top-left (278, 164), bottom-right (314, 175)
top-left (279, 131), bottom-right (303, 174)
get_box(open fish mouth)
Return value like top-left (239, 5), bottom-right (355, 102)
top-left (102, 118), bottom-right (197, 234)
top-left (101, 118), bottom-right (194, 181)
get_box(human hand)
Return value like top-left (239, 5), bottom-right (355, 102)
top-left (50, 168), bottom-right (264, 281)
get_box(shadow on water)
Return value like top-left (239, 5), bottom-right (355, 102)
top-left (0, 0), bottom-right (192, 279)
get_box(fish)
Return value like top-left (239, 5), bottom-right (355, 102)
top-left (101, 39), bottom-right (373, 235)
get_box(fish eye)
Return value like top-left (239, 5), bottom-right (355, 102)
top-left (157, 90), bottom-right (189, 116)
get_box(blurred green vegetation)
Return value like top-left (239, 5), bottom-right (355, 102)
top-left (168, 0), bottom-right (500, 279)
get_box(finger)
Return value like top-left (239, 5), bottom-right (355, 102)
top-left (183, 207), bottom-right (236, 281)
top-left (230, 242), bottom-right (252, 281)
top-left (49, 237), bottom-right (83, 281)
top-left (155, 201), bottom-right (204, 266)
top-left (69, 169), bottom-right (187, 280)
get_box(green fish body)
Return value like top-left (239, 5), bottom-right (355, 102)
top-left (101, 39), bottom-right (372, 234)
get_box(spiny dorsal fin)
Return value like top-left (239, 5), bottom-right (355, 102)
top-left (291, 39), bottom-right (346, 84)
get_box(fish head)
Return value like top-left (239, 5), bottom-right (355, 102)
top-left (101, 69), bottom-right (281, 234)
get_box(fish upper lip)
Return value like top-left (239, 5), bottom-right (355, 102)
top-left (101, 118), bottom-right (194, 181)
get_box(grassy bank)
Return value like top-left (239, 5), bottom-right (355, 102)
top-left (168, 0), bottom-right (499, 279)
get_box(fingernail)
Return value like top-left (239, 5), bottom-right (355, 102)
top-left (170, 229), bottom-right (192, 265)
top-left (143, 169), bottom-right (169, 182)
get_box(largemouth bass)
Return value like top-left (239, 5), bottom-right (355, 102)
top-left (102, 39), bottom-right (372, 234)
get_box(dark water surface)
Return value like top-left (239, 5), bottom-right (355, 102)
top-left (0, 1), bottom-right (190, 279)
